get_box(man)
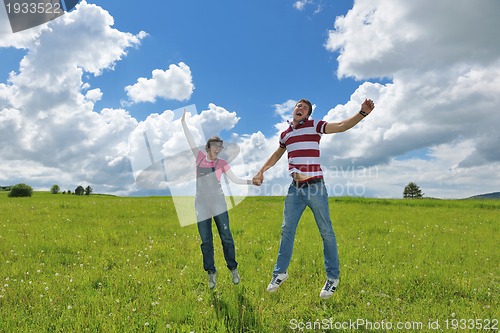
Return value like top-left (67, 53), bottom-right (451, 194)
top-left (252, 98), bottom-right (375, 299)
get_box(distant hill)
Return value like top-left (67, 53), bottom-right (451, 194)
top-left (467, 192), bottom-right (500, 199)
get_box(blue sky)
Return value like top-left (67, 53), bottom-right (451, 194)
top-left (1, 0), bottom-right (500, 198)
top-left (88, 0), bottom-right (361, 136)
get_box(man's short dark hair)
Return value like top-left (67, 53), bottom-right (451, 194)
top-left (297, 98), bottom-right (313, 116)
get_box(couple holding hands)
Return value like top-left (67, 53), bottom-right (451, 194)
top-left (181, 98), bottom-right (375, 299)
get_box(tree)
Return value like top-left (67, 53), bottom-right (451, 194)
top-left (8, 183), bottom-right (33, 197)
top-left (50, 184), bottom-right (60, 194)
top-left (403, 182), bottom-right (424, 198)
top-left (85, 186), bottom-right (93, 196)
top-left (75, 185), bottom-right (85, 196)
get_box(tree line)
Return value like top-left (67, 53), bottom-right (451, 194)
top-left (4, 182), bottom-right (424, 198)
top-left (3, 183), bottom-right (93, 197)
top-left (51, 184), bottom-right (93, 196)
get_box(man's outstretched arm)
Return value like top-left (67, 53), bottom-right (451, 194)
top-left (252, 146), bottom-right (286, 186)
top-left (324, 99), bottom-right (375, 134)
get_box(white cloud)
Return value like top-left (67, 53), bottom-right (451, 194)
top-left (0, 4), bottom-right (48, 48)
top-left (85, 88), bottom-right (103, 102)
top-left (194, 103), bottom-right (239, 137)
top-left (215, 0), bottom-right (499, 198)
top-left (319, 0), bottom-right (500, 198)
top-left (293, 0), bottom-right (313, 11)
top-left (130, 103), bottom-right (239, 165)
top-left (0, 1), bottom-right (142, 193)
top-left (1, 0), bottom-right (499, 199)
top-left (362, 139), bottom-right (498, 199)
top-left (125, 62), bottom-right (194, 103)
top-left (273, 99), bottom-right (296, 121)
top-left (293, 0), bottom-right (323, 15)
top-left (326, 0), bottom-right (500, 79)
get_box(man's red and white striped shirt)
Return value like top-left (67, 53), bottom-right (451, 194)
top-left (279, 119), bottom-right (327, 180)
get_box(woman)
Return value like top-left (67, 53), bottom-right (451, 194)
top-left (182, 110), bottom-right (252, 289)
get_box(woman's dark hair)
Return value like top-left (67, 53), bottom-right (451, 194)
top-left (205, 136), bottom-right (223, 151)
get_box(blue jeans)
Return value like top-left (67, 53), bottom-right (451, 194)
top-left (197, 211), bottom-right (238, 274)
top-left (273, 180), bottom-right (340, 280)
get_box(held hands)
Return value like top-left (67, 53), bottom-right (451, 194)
top-left (252, 173), bottom-right (263, 186)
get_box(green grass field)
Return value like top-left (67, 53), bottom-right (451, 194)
top-left (0, 192), bottom-right (498, 332)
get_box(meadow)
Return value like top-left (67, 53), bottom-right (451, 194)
top-left (0, 192), bottom-right (498, 332)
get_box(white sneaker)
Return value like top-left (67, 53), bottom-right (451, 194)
top-left (231, 269), bottom-right (240, 285)
top-left (319, 278), bottom-right (339, 299)
top-left (266, 272), bottom-right (288, 292)
top-left (208, 272), bottom-right (216, 289)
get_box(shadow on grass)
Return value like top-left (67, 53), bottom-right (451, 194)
top-left (211, 286), bottom-right (263, 333)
